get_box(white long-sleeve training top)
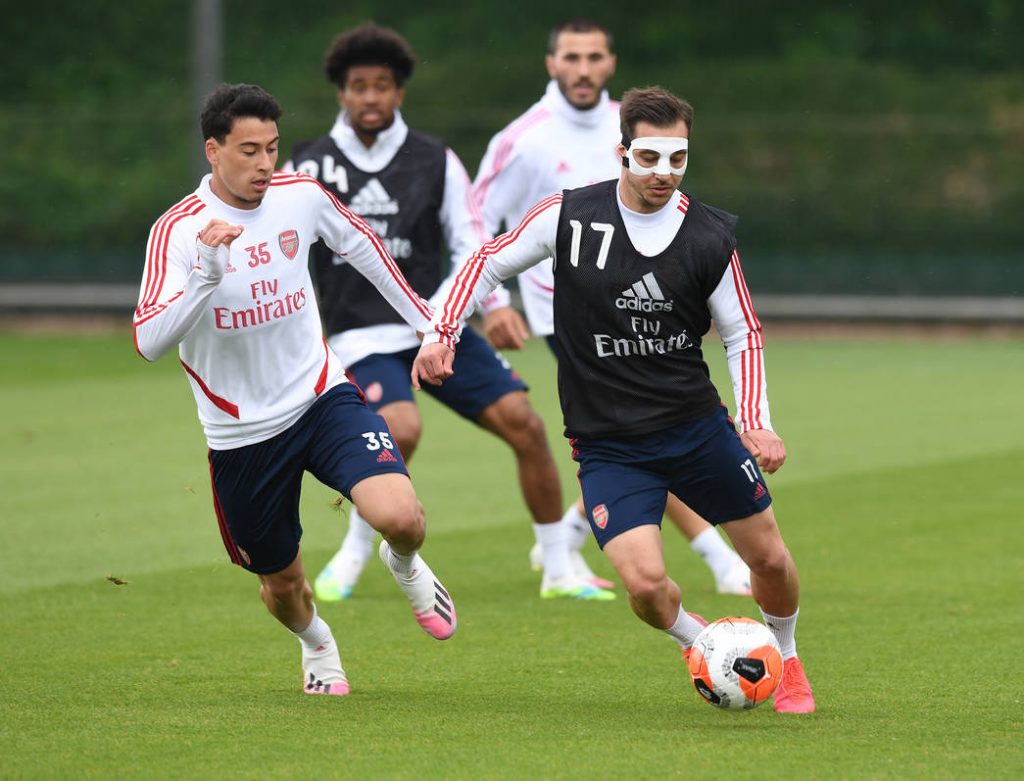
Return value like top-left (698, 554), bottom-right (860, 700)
top-left (427, 187), bottom-right (773, 434)
top-left (134, 172), bottom-right (433, 449)
top-left (473, 80), bottom-right (622, 336)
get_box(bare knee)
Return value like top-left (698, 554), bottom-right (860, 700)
top-left (627, 577), bottom-right (664, 609)
top-left (481, 392), bottom-right (550, 456)
top-left (382, 496), bottom-right (425, 549)
top-left (726, 510), bottom-right (795, 580)
top-left (744, 541), bottom-right (792, 579)
top-left (620, 564), bottom-right (669, 609)
top-left (386, 417), bottom-right (421, 460)
top-left (378, 402), bottom-right (422, 461)
top-left (357, 485), bottom-right (425, 552)
top-left (261, 568), bottom-right (308, 603)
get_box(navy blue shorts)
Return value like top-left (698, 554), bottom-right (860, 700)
top-left (348, 326), bottom-right (527, 422)
top-left (207, 383), bottom-right (408, 575)
top-left (571, 407), bottom-right (773, 548)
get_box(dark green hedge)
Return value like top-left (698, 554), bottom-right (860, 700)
top-left (2, 1), bottom-right (1021, 293)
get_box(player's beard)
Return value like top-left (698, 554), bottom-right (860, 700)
top-left (559, 76), bottom-right (601, 110)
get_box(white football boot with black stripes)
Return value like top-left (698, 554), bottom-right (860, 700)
top-left (301, 636), bottom-right (350, 696)
top-left (378, 540), bottom-right (457, 640)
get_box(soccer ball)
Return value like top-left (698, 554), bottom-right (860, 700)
top-left (687, 616), bottom-right (783, 710)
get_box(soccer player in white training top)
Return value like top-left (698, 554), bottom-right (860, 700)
top-left (473, 17), bottom-right (753, 596)
top-left (415, 87), bottom-right (816, 713)
top-left (134, 83), bottom-right (456, 697)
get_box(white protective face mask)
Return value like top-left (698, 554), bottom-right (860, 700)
top-left (624, 136), bottom-right (689, 176)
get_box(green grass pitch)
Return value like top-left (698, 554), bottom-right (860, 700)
top-left (1, 327), bottom-right (1021, 779)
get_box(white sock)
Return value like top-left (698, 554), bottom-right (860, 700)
top-left (534, 521), bottom-right (570, 580)
top-left (318, 508), bottom-right (374, 592)
top-left (294, 605), bottom-right (333, 651)
top-left (342, 506), bottom-right (376, 552)
top-left (323, 507), bottom-right (375, 581)
top-left (760, 607), bottom-right (799, 659)
top-left (561, 504), bottom-right (592, 553)
top-left (384, 545), bottom-right (418, 578)
top-left (690, 526), bottom-right (742, 582)
top-left (665, 605), bottom-right (706, 648)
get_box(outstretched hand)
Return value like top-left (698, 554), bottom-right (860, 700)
top-left (740, 428), bottom-right (787, 474)
top-left (411, 342), bottom-right (456, 389)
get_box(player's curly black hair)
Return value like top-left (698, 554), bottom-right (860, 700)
top-left (324, 22), bottom-right (416, 88)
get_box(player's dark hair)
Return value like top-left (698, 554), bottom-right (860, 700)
top-left (619, 86), bottom-right (693, 146)
top-left (200, 83), bottom-right (282, 143)
top-left (324, 22), bottom-right (416, 88)
top-left (547, 17), bottom-right (613, 54)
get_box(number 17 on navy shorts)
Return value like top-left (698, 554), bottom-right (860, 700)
top-left (572, 407), bottom-right (773, 549)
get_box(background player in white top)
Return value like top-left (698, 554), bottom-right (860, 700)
top-left (288, 24), bottom-right (611, 602)
top-left (473, 18), bottom-right (752, 596)
top-left (414, 86), bottom-right (815, 714)
top-left (134, 83), bottom-right (456, 697)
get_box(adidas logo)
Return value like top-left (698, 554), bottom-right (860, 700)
top-left (433, 580), bottom-right (454, 626)
top-left (753, 482), bottom-right (767, 500)
top-left (377, 448), bottom-right (398, 463)
top-left (615, 272), bottom-right (673, 312)
top-left (349, 178), bottom-right (399, 216)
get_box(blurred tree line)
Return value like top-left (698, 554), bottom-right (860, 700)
top-left (1, 0), bottom-right (1021, 294)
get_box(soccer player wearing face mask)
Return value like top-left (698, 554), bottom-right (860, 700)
top-left (287, 23), bottom-right (611, 603)
top-left (415, 87), bottom-right (816, 714)
top-left (474, 17), bottom-right (753, 597)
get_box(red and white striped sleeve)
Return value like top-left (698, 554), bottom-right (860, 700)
top-left (426, 194), bottom-right (563, 350)
top-left (304, 174), bottom-right (435, 332)
top-left (132, 196), bottom-right (217, 361)
top-left (708, 249), bottom-right (772, 433)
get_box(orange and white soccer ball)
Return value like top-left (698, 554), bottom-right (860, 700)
top-left (687, 616), bottom-right (783, 710)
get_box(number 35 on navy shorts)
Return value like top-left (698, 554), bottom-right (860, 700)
top-left (207, 382), bottom-right (408, 575)
top-left (572, 407), bottom-right (773, 549)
